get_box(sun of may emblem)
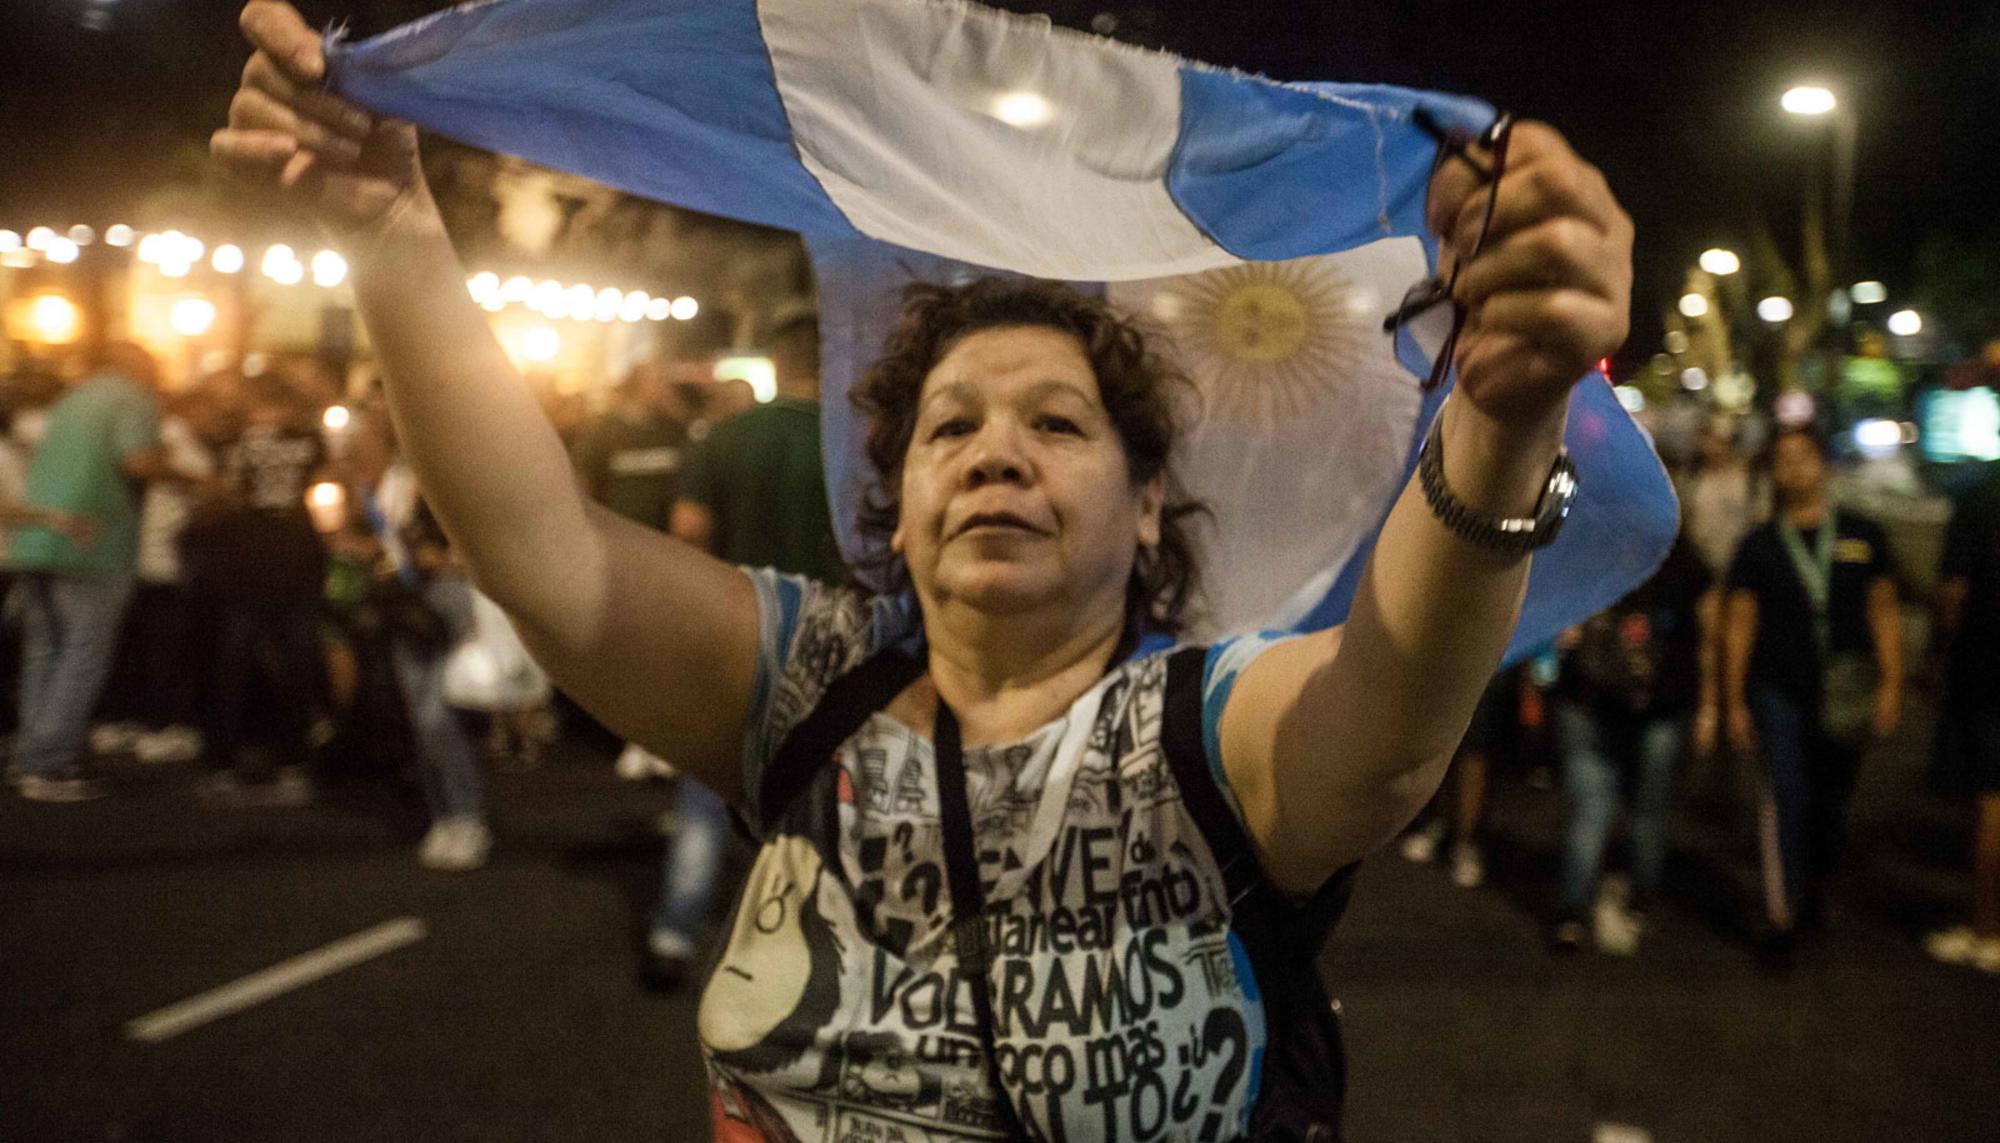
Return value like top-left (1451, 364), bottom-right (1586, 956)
top-left (1146, 258), bottom-right (1372, 424)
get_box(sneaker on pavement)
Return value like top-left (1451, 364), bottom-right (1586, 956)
top-left (615, 742), bottom-right (674, 781)
top-left (418, 820), bottom-right (455, 866)
top-left (197, 769), bottom-right (312, 809)
top-left (89, 722), bottom-right (145, 756)
top-left (420, 817), bottom-right (491, 872)
top-left (1594, 898), bottom-right (1642, 956)
top-left (271, 766), bottom-right (314, 807)
top-left (1925, 926), bottom-right (2000, 973)
top-left (133, 726), bottom-right (203, 765)
top-left (19, 774), bottom-right (108, 803)
top-left (1399, 820), bottom-right (1447, 864)
top-left (1448, 841), bottom-right (1485, 889)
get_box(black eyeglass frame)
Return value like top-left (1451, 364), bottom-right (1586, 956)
top-left (1383, 108), bottom-right (1518, 392)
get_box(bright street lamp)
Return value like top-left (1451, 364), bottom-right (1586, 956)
top-left (1782, 86), bottom-right (1837, 116)
top-left (1850, 280), bottom-right (1888, 304)
top-left (1678, 293), bottom-right (1711, 319)
top-left (1757, 297), bottom-right (1795, 323)
top-left (1887, 309), bottom-right (1922, 337)
top-left (1780, 82), bottom-right (1858, 284)
top-left (1699, 248), bottom-right (1741, 276)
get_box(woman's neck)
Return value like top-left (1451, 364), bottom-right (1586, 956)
top-left (922, 600), bottom-right (1126, 747)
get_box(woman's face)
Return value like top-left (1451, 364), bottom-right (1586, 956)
top-left (1771, 434), bottom-right (1827, 504)
top-left (891, 325), bottom-right (1163, 624)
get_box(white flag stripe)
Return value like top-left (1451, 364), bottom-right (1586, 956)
top-left (759, 0), bottom-right (1237, 280)
top-left (124, 917), bottom-right (427, 1043)
top-left (1109, 238), bottom-right (1430, 638)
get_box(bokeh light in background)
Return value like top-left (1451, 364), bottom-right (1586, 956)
top-left (168, 297), bottom-right (216, 337)
top-left (1698, 248), bottom-right (1740, 275)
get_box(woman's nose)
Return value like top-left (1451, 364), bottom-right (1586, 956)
top-left (964, 427), bottom-right (1029, 488)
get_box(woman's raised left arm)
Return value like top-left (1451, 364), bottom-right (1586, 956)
top-left (1216, 121), bottom-right (1634, 895)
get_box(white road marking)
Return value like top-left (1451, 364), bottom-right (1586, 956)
top-left (125, 917), bottom-right (427, 1043)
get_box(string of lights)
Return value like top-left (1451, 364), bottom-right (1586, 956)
top-left (0, 224), bottom-right (700, 326)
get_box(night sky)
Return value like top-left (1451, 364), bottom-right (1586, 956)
top-left (2, 0), bottom-right (1992, 371)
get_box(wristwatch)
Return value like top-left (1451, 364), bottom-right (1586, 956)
top-left (1416, 405), bottom-right (1578, 555)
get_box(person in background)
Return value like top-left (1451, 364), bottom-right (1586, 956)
top-left (343, 410), bottom-right (491, 870)
top-left (1399, 669), bottom-right (1515, 889)
top-left (642, 315), bottom-right (846, 987)
top-left (1682, 416), bottom-right (1766, 576)
top-left (94, 384), bottom-right (234, 766)
top-left (1724, 425), bottom-right (1902, 965)
top-left (0, 363), bottom-right (67, 741)
top-left (1548, 531), bottom-right (1717, 954)
top-left (7, 343), bottom-right (191, 802)
top-left (573, 360), bottom-right (690, 535)
top-left (0, 363), bottom-right (66, 561)
top-left (197, 371), bottom-right (330, 807)
top-left (1924, 465), bottom-right (2000, 973)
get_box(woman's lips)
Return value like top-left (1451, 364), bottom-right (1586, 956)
top-left (955, 512), bottom-right (1041, 537)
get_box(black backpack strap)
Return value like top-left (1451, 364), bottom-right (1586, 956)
top-left (1159, 644), bottom-right (1358, 926)
top-left (1160, 646), bottom-right (1266, 906)
top-left (1159, 643), bottom-right (1354, 1142)
top-left (755, 643), bottom-right (927, 836)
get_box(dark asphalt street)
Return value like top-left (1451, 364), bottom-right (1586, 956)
top-left (3, 697), bottom-right (1995, 1143)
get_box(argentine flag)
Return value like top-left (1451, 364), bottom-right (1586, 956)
top-left (326, 0), bottom-right (1677, 656)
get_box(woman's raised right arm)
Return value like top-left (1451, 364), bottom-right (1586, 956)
top-left (213, 2), bottom-right (762, 796)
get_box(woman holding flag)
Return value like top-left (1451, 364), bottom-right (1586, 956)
top-left (214, 2), bottom-right (1632, 1137)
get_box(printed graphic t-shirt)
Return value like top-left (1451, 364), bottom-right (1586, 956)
top-left (698, 570), bottom-right (1296, 1143)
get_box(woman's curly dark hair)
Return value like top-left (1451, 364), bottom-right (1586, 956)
top-left (849, 277), bottom-right (1208, 635)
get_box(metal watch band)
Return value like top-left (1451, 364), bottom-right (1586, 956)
top-left (1416, 406), bottom-right (1578, 555)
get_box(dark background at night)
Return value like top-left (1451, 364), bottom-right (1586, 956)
top-left (1, 0), bottom-right (1994, 372)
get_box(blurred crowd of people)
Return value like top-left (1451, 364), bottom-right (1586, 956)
top-left (5, 339), bottom-right (1995, 983)
top-left (0, 332), bottom-right (822, 893)
top-left (1398, 413), bottom-right (2000, 975)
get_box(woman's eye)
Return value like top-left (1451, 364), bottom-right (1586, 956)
top-left (1036, 415), bottom-right (1082, 435)
top-left (930, 418), bottom-right (973, 440)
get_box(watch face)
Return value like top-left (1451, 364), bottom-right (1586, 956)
top-left (1537, 460), bottom-right (1580, 540)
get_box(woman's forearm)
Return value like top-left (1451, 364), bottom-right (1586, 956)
top-left (346, 219), bottom-right (599, 626)
top-left (1329, 396), bottom-right (1567, 769)
top-left (1868, 579), bottom-right (1904, 687)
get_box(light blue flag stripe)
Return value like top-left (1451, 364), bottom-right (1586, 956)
top-left (1168, 74), bottom-right (1489, 261)
top-left (327, 0), bottom-right (861, 238)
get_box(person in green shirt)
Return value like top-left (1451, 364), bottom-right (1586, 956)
top-left (8, 344), bottom-right (199, 802)
top-left (672, 318), bottom-right (845, 584)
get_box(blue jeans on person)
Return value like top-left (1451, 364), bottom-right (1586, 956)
top-left (650, 775), bottom-right (729, 941)
top-left (1554, 697), bottom-right (1684, 918)
top-left (388, 578), bottom-right (483, 822)
top-left (13, 572), bottom-right (136, 779)
top-left (1749, 687), bottom-right (1863, 929)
